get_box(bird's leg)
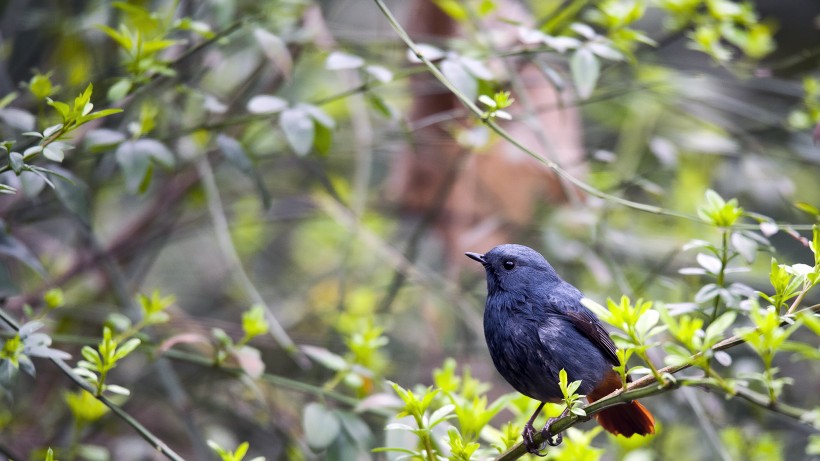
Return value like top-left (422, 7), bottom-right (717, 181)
top-left (541, 406), bottom-right (570, 447)
top-left (522, 401), bottom-right (547, 456)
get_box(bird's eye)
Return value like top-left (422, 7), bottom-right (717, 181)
top-left (503, 260), bottom-right (515, 270)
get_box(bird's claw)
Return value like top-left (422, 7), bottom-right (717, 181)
top-left (541, 417), bottom-right (563, 447)
top-left (522, 421), bottom-right (547, 457)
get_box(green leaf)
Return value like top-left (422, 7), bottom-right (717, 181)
top-left (0, 92), bottom-right (17, 109)
top-left (794, 202), bottom-right (820, 217)
top-left (570, 407), bottom-right (587, 417)
top-left (280, 107), bottom-right (315, 156)
top-left (313, 122), bottom-right (333, 156)
top-left (366, 94), bottom-right (397, 119)
top-left (570, 47), bottom-right (600, 99)
top-left (697, 253), bottom-right (722, 274)
top-left (97, 24), bottom-right (133, 50)
top-left (635, 309), bottom-right (660, 337)
top-left (303, 402), bottom-right (341, 452)
top-left (9, 152), bottom-right (23, 174)
top-left (79, 108), bottom-right (123, 124)
top-left (431, 0), bottom-right (469, 20)
top-left (114, 338), bottom-right (141, 360)
top-left (705, 311), bottom-right (736, 346)
top-left (108, 78), bottom-right (133, 102)
top-left (42, 144), bottom-right (66, 162)
top-left (46, 98), bottom-right (70, 120)
top-left (429, 404), bottom-right (455, 427)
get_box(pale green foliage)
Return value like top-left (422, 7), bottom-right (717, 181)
top-left (558, 368), bottom-right (586, 417)
top-left (545, 428), bottom-right (604, 461)
top-left (137, 290), bottom-right (174, 326)
top-left (64, 389), bottom-right (109, 423)
top-left (0, 82), bottom-right (121, 194)
top-left (74, 326), bottom-right (141, 396)
top-left (207, 440), bottom-right (265, 461)
top-left (240, 305), bottom-right (270, 344)
top-left (479, 91), bottom-right (515, 120)
top-left (583, 295), bottom-right (665, 381)
top-left (735, 302), bottom-right (802, 401)
top-left (43, 288), bottom-right (65, 310)
top-left (44, 447), bottom-right (58, 461)
top-left (788, 77), bottom-right (820, 130)
top-left (697, 190), bottom-right (743, 227)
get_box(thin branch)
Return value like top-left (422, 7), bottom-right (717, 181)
top-left (195, 157), bottom-right (310, 368)
top-left (0, 308), bottom-right (186, 461)
top-left (0, 329), bottom-right (392, 417)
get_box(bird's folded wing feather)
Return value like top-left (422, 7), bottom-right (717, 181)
top-left (562, 307), bottom-right (619, 365)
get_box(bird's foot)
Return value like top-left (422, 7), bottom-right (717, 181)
top-left (522, 421), bottom-right (547, 457)
top-left (540, 416), bottom-right (563, 447)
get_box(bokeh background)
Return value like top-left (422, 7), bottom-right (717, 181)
top-left (1, 0), bottom-right (819, 460)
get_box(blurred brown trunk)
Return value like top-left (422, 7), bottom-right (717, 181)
top-left (388, 0), bottom-right (586, 263)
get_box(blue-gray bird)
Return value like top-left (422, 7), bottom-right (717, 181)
top-left (466, 244), bottom-right (654, 455)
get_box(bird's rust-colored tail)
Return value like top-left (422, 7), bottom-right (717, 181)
top-left (588, 372), bottom-right (655, 437)
top-left (593, 400), bottom-right (655, 437)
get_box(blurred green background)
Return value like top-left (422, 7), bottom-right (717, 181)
top-left (0, 0), bottom-right (819, 460)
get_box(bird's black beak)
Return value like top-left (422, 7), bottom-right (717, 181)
top-left (465, 252), bottom-right (486, 264)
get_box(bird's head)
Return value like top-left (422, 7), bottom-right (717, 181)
top-left (465, 244), bottom-right (562, 294)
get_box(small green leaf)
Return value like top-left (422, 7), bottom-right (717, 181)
top-left (114, 338), bottom-right (141, 360)
top-left (46, 99), bottom-right (70, 120)
top-left (9, 152), bottom-right (23, 174)
top-left (705, 311), bottom-right (736, 345)
top-left (108, 78), bottom-right (133, 102)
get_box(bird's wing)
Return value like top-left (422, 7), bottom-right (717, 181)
top-left (562, 307), bottom-right (619, 365)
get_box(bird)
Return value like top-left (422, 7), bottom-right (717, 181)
top-left (465, 244), bottom-right (654, 455)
